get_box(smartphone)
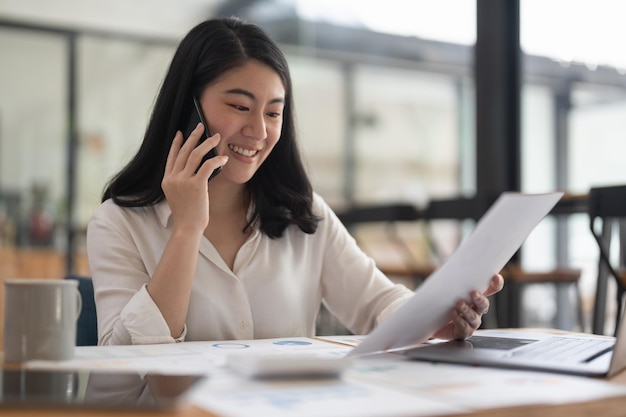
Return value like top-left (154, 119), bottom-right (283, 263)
top-left (183, 96), bottom-right (221, 181)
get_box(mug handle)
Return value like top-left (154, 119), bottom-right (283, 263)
top-left (74, 288), bottom-right (83, 321)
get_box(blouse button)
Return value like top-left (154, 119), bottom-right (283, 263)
top-left (239, 320), bottom-right (247, 330)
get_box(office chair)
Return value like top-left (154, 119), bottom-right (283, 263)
top-left (65, 275), bottom-right (98, 346)
top-left (588, 185), bottom-right (626, 336)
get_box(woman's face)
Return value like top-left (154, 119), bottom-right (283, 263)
top-left (198, 59), bottom-right (286, 185)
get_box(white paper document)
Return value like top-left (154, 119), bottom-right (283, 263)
top-left (189, 376), bottom-right (466, 417)
top-left (25, 337), bottom-right (352, 375)
top-left (349, 192), bottom-right (564, 357)
top-left (346, 355), bottom-right (626, 410)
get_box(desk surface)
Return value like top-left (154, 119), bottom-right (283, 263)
top-left (2, 332), bottom-right (626, 417)
top-left (2, 392), bottom-right (626, 417)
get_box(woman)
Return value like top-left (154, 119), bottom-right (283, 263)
top-left (87, 17), bottom-right (503, 346)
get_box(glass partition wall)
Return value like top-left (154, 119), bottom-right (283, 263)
top-left (76, 36), bottom-right (175, 239)
top-left (2, 4), bottom-right (626, 333)
top-left (520, 0), bottom-right (626, 334)
top-left (0, 27), bottom-right (69, 279)
top-left (0, 21), bottom-right (469, 277)
top-left (0, 28), bottom-right (67, 245)
top-left (0, 23), bottom-right (178, 278)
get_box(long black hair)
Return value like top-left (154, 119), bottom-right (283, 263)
top-left (102, 17), bottom-right (319, 238)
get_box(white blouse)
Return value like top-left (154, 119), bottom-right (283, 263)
top-left (86, 193), bottom-right (413, 345)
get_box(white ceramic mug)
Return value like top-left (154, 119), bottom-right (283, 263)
top-left (3, 279), bottom-right (82, 362)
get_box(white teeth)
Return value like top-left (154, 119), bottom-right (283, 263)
top-left (229, 144), bottom-right (258, 157)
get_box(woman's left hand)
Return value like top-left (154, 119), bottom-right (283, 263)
top-left (432, 274), bottom-right (504, 340)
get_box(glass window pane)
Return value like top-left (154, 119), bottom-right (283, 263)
top-left (521, 0), bottom-right (626, 331)
top-left (521, 85), bottom-right (555, 194)
top-left (0, 28), bottom-right (66, 250)
top-left (76, 36), bottom-right (175, 228)
top-left (353, 66), bottom-right (462, 205)
top-left (569, 84), bottom-right (626, 192)
top-left (288, 55), bottom-right (346, 207)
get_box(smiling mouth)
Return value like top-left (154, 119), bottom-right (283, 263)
top-left (228, 144), bottom-right (259, 157)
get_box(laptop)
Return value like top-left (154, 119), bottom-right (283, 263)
top-left (405, 315), bottom-right (626, 378)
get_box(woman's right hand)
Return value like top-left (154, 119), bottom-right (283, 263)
top-left (161, 123), bottom-right (228, 234)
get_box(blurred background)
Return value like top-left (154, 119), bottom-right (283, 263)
top-left (0, 0), bottom-right (625, 335)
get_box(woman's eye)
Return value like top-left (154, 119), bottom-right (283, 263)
top-left (230, 104), bottom-right (249, 111)
top-left (267, 112), bottom-right (281, 118)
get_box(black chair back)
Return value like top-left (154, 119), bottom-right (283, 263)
top-left (65, 275), bottom-right (98, 346)
top-left (588, 185), bottom-right (626, 335)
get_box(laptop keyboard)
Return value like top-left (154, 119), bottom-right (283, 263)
top-left (510, 337), bottom-right (614, 363)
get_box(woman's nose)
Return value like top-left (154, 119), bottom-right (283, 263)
top-left (242, 113), bottom-right (267, 140)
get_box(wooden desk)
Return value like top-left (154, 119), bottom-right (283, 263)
top-left (2, 330), bottom-right (626, 417)
top-left (1, 388), bottom-right (626, 417)
top-left (0, 406), bottom-right (213, 417)
top-left (1, 371), bottom-right (625, 417)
